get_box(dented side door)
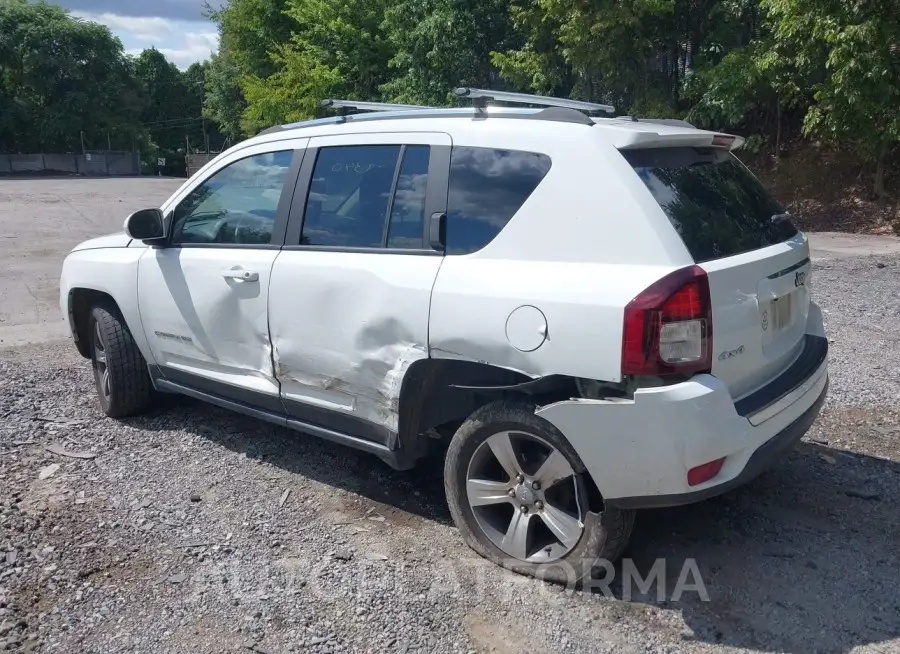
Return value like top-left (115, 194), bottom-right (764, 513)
top-left (137, 140), bottom-right (308, 412)
top-left (268, 132), bottom-right (451, 446)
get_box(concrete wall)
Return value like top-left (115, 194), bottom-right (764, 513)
top-left (0, 153), bottom-right (140, 176)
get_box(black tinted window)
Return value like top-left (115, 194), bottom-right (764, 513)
top-left (172, 150), bottom-right (293, 245)
top-left (386, 145), bottom-right (430, 249)
top-left (446, 147), bottom-right (551, 255)
top-left (301, 145), bottom-right (400, 247)
top-left (623, 148), bottom-right (797, 263)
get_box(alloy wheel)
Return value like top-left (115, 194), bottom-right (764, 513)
top-left (465, 430), bottom-right (585, 563)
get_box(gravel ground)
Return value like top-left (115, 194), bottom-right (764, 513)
top-left (1, 253), bottom-right (899, 654)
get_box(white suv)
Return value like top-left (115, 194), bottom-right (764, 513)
top-left (60, 89), bottom-right (828, 582)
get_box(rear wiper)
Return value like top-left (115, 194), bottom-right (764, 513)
top-left (770, 212), bottom-right (791, 224)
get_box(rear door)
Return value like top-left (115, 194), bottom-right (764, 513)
top-left (623, 146), bottom-right (810, 398)
top-left (267, 132), bottom-right (451, 445)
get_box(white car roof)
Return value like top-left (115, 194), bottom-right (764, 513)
top-left (244, 106), bottom-right (744, 153)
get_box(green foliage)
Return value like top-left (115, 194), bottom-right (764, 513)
top-left (241, 45), bottom-right (339, 133)
top-left (765, 0), bottom-right (900, 147)
top-left (382, 0), bottom-right (517, 106)
top-left (11, 0), bottom-right (895, 193)
top-left (203, 52), bottom-right (247, 138)
top-left (0, 0), bottom-right (143, 152)
top-left (764, 0), bottom-right (900, 193)
top-left (0, 1), bottom-right (223, 164)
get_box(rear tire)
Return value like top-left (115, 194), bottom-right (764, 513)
top-left (444, 401), bottom-right (634, 585)
top-left (89, 304), bottom-right (153, 418)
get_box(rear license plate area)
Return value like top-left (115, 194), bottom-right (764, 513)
top-left (771, 294), bottom-right (793, 332)
top-left (761, 292), bottom-right (795, 344)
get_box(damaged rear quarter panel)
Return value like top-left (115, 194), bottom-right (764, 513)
top-left (429, 257), bottom-right (671, 382)
top-left (268, 250), bottom-right (442, 432)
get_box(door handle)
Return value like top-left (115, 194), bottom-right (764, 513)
top-left (222, 269), bottom-right (259, 282)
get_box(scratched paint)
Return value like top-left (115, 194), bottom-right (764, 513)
top-left (267, 249), bottom-right (442, 433)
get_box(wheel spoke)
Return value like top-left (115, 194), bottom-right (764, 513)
top-left (94, 322), bottom-right (103, 348)
top-left (94, 348), bottom-right (107, 365)
top-left (486, 432), bottom-right (520, 481)
top-left (539, 502), bottom-right (582, 550)
top-left (533, 449), bottom-right (574, 489)
top-left (101, 369), bottom-right (111, 399)
top-left (466, 478), bottom-right (512, 507)
top-left (500, 510), bottom-right (531, 560)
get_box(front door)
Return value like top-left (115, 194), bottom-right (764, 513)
top-left (138, 145), bottom-right (303, 411)
top-left (268, 132), bottom-right (451, 445)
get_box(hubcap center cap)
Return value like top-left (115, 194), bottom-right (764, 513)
top-left (516, 484), bottom-right (535, 506)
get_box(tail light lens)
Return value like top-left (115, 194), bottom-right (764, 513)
top-left (622, 265), bottom-right (713, 376)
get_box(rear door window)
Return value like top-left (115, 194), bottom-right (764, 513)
top-left (301, 145), bottom-right (400, 247)
top-left (446, 147), bottom-right (551, 254)
top-left (622, 148), bottom-right (797, 263)
top-left (386, 145), bottom-right (430, 249)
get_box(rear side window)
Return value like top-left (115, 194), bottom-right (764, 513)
top-left (446, 147), bottom-right (551, 255)
top-left (622, 148), bottom-right (797, 263)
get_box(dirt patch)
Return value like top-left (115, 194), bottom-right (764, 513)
top-left (742, 142), bottom-right (899, 234)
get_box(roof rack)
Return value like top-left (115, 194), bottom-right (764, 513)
top-left (454, 87), bottom-right (615, 115)
top-left (320, 99), bottom-right (432, 114)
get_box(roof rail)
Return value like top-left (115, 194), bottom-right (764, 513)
top-left (454, 87), bottom-right (615, 115)
top-left (320, 99), bottom-right (432, 113)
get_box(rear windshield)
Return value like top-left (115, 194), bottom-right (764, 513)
top-left (622, 147), bottom-right (797, 263)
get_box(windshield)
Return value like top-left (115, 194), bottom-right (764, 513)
top-left (622, 147), bottom-right (797, 263)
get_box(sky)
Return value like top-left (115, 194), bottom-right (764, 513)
top-left (56, 0), bottom-right (223, 70)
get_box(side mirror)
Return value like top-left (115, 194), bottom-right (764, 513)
top-left (124, 208), bottom-right (166, 243)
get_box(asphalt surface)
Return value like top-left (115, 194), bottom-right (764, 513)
top-left (0, 177), bottom-right (184, 346)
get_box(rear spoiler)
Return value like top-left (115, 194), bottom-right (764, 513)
top-left (615, 131), bottom-right (745, 151)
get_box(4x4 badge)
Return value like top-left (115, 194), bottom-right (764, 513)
top-left (761, 311), bottom-right (769, 331)
top-left (718, 345), bottom-right (745, 361)
top-left (795, 271), bottom-right (807, 287)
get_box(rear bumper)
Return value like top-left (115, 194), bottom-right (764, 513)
top-left (606, 376), bottom-right (827, 509)
top-left (535, 335), bottom-right (829, 509)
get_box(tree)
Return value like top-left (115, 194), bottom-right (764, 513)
top-left (204, 0), bottom-right (297, 136)
top-left (0, 0), bottom-right (143, 152)
top-left (764, 0), bottom-right (900, 196)
top-left (204, 52), bottom-right (246, 139)
top-left (686, 38), bottom-right (806, 156)
top-left (238, 0), bottom-right (394, 132)
top-left (382, 0), bottom-right (519, 106)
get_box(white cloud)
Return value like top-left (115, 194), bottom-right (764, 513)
top-left (71, 10), bottom-right (218, 69)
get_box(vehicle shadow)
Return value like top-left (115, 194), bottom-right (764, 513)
top-left (133, 398), bottom-right (899, 653)
top-left (612, 441), bottom-right (900, 653)
top-left (134, 394), bottom-right (454, 525)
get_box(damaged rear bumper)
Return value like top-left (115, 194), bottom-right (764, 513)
top-left (535, 337), bottom-right (829, 510)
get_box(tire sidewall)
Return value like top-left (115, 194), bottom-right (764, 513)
top-left (89, 307), bottom-right (114, 414)
top-left (444, 404), bottom-right (605, 585)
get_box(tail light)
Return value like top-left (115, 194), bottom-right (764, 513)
top-left (622, 265), bottom-right (713, 376)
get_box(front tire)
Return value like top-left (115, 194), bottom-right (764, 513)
top-left (89, 304), bottom-right (153, 418)
top-left (444, 401), bottom-right (634, 584)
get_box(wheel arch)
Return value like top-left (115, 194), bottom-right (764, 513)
top-left (68, 288), bottom-right (121, 358)
top-left (394, 358), bottom-right (580, 466)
